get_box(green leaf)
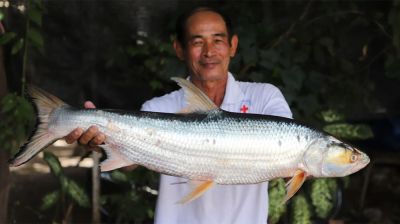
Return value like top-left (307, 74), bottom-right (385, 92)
top-left (310, 178), bottom-right (337, 218)
top-left (268, 179), bottom-right (286, 224)
top-left (11, 38), bottom-right (24, 55)
top-left (40, 190), bottom-right (60, 210)
top-left (27, 27), bottom-right (44, 49)
top-left (323, 123), bottom-right (374, 140)
top-left (66, 180), bottom-right (90, 208)
top-left (0, 93), bottom-right (35, 153)
top-left (291, 194), bottom-right (311, 224)
top-left (27, 7), bottom-right (42, 26)
top-left (43, 152), bottom-right (63, 177)
top-left (0, 32), bottom-right (17, 45)
top-left (320, 110), bottom-right (345, 123)
top-left (111, 170), bottom-right (129, 183)
top-left (0, 11), bottom-right (4, 21)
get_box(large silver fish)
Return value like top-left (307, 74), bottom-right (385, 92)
top-left (9, 78), bottom-right (370, 203)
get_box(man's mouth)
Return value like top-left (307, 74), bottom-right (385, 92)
top-left (200, 61), bottom-right (219, 68)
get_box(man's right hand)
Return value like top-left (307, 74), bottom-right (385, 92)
top-left (64, 101), bottom-right (106, 148)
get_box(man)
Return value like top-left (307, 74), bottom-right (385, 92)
top-left (65, 7), bottom-right (292, 223)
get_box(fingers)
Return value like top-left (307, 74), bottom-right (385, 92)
top-left (79, 126), bottom-right (101, 145)
top-left (84, 101), bottom-right (96, 109)
top-left (88, 133), bottom-right (106, 147)
top-left (65, 128), bottom-right (84, 144)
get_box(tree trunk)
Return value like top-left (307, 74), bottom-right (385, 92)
top-left (0, 45), bottom-right (10, 224)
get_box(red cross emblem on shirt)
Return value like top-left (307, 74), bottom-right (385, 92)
top-left (240, 104), bottom-right (249, 113)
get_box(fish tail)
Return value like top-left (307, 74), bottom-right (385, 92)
top-left (9, 86), bottom-right (66, 167)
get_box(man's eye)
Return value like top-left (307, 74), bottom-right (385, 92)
top-left (193, 41), bottom-right (203, 46)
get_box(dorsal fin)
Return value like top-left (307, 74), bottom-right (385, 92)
top-left (171, 77), bottom-right (219, 113)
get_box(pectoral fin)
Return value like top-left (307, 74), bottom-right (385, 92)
top-left (177, 180), bottom-right (214, 204)
top-left (283, 169), bottom-right (307, 203)
top-left (99, 144), bottom-right (136, 172)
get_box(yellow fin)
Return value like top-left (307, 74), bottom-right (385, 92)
top-left (171, 77), bottom-right (218, 113)
top-left (283, 170), bottom-right (307, 203)
top-left (177, 180), bottom-right (214, 204)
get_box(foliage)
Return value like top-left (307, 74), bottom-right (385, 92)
top-left (310, 178), bottom-right (338, 219)
top-left (0, 0), bottom-right (45, 93)
top-left (0, 93), bottom-right (34, 154)
top-left (124, 37), bottom-right (185, 91)
top-left (291, 194), bottom-right (312, 224)
top-left (268, 179), bottom-right (286, 224)
top-left (102, 168), bottom-right (158, 223)
top-left (40, 152), bottom-right (90, 222)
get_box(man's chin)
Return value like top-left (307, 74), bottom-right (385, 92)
top-left (196, 72), bottom-right (227, 81)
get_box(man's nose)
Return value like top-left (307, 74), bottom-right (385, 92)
top-left (203, 42), bottom-right (216, 57)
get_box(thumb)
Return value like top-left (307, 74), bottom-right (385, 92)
top-left (84, 101), bottom-right (96, 109)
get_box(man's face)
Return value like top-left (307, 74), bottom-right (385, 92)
top-left (174, 11), bottom-right (238, 82)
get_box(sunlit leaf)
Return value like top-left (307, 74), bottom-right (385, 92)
top-left (111, 170), bottom-right (129, 183)
top-left (323, 123), bottom-right (374, 140)
top-left (292, 194), bottom-right (311, 224)
top-left (310, 178), bottom-right (337, 218)
top-left (40, 190), bottom-right (60, 210)
top-left (66, 180), bottom-right (90, 208)
top-left (320, 110), bottom-right (345, 123)
top-left (43, 151), bottom-right (63, 177)
top-left (268, 179), bottom-right (286, 224)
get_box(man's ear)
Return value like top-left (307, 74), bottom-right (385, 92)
top-left (173, 40), bottom-right (185, 61)
top-left (230, 35), bottom-right (239, 57)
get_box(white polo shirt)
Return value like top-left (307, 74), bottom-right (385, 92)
top-left (141, 73), bottom-right (292, 224)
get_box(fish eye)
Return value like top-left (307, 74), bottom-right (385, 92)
top-left (350, 154), bottom-right (358, 162)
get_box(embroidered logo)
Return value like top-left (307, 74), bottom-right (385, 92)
top-left (240, 100), bottom-right (251, 113)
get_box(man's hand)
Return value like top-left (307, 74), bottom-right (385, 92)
top-left (64, 101), bottom-right (106, 148)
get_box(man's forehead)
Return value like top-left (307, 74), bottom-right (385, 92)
top-left (185, 11), bottom-right (228, 35)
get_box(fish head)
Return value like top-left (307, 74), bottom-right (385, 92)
top-left (303, 136), bottom-right (370, 177)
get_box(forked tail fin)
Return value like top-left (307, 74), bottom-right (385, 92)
top-left (9, 86), bottom-right (66, 167)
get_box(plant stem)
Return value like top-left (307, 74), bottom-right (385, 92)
top-left (21, 0), bottom-right (30, 96)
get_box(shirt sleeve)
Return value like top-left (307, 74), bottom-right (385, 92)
top-left (261, 86), bottom-right (293, 119)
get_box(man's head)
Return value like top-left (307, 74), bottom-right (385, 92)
top-left (175, 7), bottom-right (235, 46)
top-left (173, 7), bottom-right (238, 82)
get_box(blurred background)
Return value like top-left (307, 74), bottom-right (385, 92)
top-left (0, 0), bottom-right (399, 223)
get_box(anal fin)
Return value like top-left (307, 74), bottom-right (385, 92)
top-left (283, 169), bottom-right (307, 203)
top-left (177, 180), bottom-right (214, 204)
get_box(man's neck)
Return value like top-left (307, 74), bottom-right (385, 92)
top-left (191, 77), bottom-right (227, 107)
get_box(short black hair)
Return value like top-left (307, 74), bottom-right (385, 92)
top-left (175, 7), bottom-right (234, 47)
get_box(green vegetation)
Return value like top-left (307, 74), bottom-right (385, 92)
top-left (1, 0), bottom-right (399, 223)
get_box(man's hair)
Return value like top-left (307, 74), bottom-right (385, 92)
top-left (175, 7), bottom-right (234, 47)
